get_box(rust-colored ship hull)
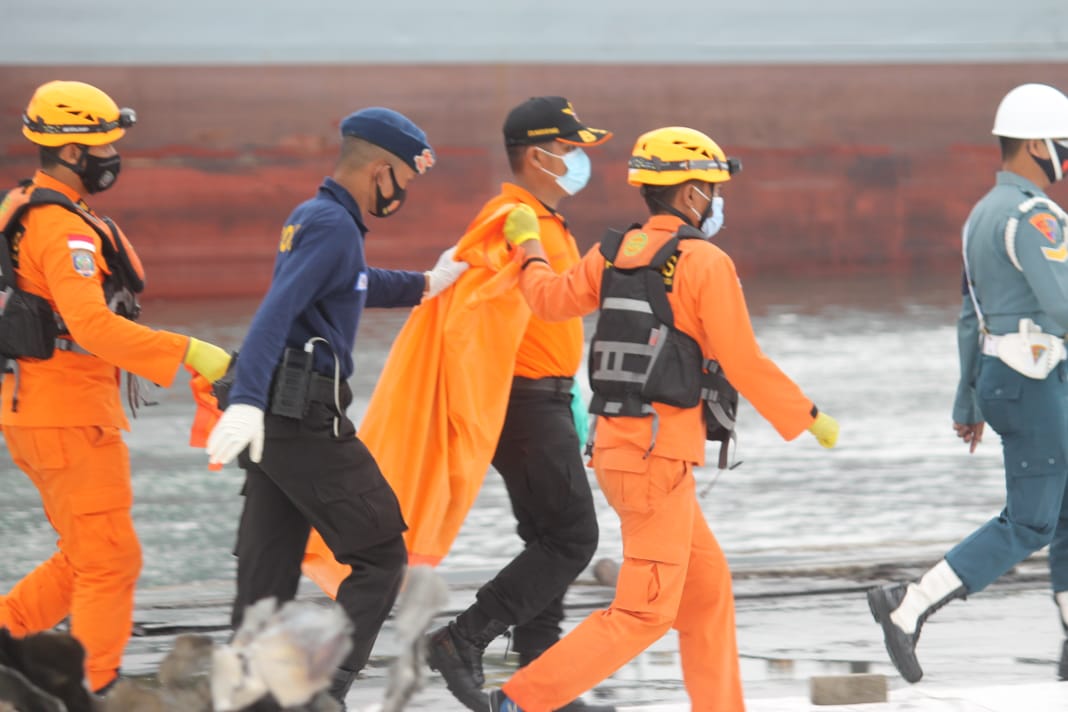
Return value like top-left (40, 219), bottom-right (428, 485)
top-left (2, 63), bottom-right (1065, 298)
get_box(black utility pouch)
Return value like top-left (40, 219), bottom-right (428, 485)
top-left (642, 329), bottom-right (703, 409)
top-left (0, 287), bottom-right (59, 359)
top-left (269, 347), bottom-right (313, 419)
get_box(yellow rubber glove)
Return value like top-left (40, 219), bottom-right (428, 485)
top-left (808, 411), bottom-right (839, 448)
top-left (502, 204), bottom-right (541, 247)
top-left (184, 338), bottom-right (232, 383)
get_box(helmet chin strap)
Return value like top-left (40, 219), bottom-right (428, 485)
top-left (55, 145), bottom-right (89, 178)
top-left (1046, 138), bottom-right (1065, 182)
top-left (652, 193), bottom-right (700, 227)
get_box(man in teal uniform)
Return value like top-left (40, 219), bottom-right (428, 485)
top-left (868, 83), bottom-right (1068, 683)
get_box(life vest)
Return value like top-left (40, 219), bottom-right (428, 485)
top-left (0, 179), bottom-right (145, 362)
top-left (588, 223), bottom-right (739, 467)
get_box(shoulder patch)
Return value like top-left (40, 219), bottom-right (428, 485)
top-left (279, 223), bottom-right (299, 253)
top-left (354, 271), bottom-right (368, 291)
top-left (621, 232), bottom-right (648, 257)
top-left (1030, 212), bottom-right (1061, 244)
top-left (71, 249), bottom-right (97, 277)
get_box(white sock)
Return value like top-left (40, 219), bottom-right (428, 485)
top-left (1056, 590), bottom-right (1068, 628)
top-left (890, 560), bottom-right (963, 635)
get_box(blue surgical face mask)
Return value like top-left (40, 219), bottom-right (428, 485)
top-left (536, 146), bottom-right (591, 195)
top-left (691, 186), bottom-right (725, 238)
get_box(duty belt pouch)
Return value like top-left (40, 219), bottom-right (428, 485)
top-left (0, 287), bottom-right (58, 359)
top-left (993, 318), bottom-right (1066, 380)
top-left (269, 347), bottom-right (313, 418)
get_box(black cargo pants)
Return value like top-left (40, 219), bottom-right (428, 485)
top-left (476, 377), bottom-right (600, 657)
top-left (231, 381), bottom-right (408, 674)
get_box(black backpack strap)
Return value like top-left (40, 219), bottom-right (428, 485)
top-left (0, 231), bottom-right (18, 293)
top-left (644, 236), bottom-right (680, 327)
top-left (598, 228), bottom-right (626, 262)
top-left (598, 222), bottom-right (643, 262)
top-left (0, 186), bottom-right (83, 290)
top-left (28, 187), bottom-right (79, 212)
top-left (0, 184), bottom-right (36, 292)
top-left (648, 235), bottom-right (680, 269)
top-left (100, 217), bottom-right (144, 294)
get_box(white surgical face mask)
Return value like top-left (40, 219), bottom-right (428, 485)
top-left (535, 146), bottom-right (591, 195)
top-left (691, 186), bottom-right (725, 238)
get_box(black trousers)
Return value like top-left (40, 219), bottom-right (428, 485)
top-left (475, 382), bottom-right (600, 656)
top-left (231, 384), bottom-right (408, 674)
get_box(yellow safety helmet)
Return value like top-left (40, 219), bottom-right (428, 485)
top-left (627, 126), bottom-right (740, 186)
top-left (22, 80), bottom-right (136, 147)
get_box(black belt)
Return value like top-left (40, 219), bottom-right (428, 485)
top-left (511, 375), bottom-right (573, 395)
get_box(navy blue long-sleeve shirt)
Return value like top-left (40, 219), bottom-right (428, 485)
top-left (228, 178), bottom-right (425, 409)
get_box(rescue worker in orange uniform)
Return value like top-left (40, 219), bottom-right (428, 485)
top-left (0, 80), bottom-right (232, 695)
top-left (487, 127), bottom-right (841, 712)
top-left (425, 96), bottom-right (614, 712)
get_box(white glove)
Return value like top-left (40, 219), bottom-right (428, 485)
top-left (208, 404), bottom-right (265, 465)
top-left (424, 246), bottom-right (469, 299)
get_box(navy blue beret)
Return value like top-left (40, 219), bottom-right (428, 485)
top-left (340, 107), bottom-right (435, 174)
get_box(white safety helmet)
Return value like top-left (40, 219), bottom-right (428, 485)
top-left (992, 83), bottom-right (1068, 139)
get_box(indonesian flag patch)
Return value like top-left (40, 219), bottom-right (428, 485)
top-left (68, 234), bottom-right (97, 277)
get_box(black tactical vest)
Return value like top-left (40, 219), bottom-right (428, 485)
top-left (588, 223), bottom-right (738, 466)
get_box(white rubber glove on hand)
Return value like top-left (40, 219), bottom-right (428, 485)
top-left (208, 404), bottom-right (265, 465)
top-left (424, 246), bottom-right (469, 299)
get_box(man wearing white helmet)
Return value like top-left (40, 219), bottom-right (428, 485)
top-left (869, 83), bottom-right (1068, 683)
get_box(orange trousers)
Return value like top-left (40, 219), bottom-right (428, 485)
top-left (503, 454), bottom-right (745, 712)
top-left (0, 426), bottom-right (141, 692)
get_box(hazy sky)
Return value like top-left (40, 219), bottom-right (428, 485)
top-left (4, 1), bottom-right (1068, 65)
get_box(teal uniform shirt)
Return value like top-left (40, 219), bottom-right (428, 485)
top-left (953, 171), bottom-right (1068, 424)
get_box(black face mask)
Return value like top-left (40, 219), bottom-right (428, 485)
top-left (369, 165), bottom-right (406, 217)
top-left (1031, 139), bottom-right (1068, 184)
top-left (57, 147), bottom-right (122, 194)
top-left (81, 153), bottom-right (121, 194)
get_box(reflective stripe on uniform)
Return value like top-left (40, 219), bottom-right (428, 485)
top-left (601, 297), bottom-right (652, 313)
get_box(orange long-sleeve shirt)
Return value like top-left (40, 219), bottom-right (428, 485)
top-left (0, 172), bottom-right (189, 429)
top-left (519, 214), bottom-right (816, 467)
top-left (491, 183), bottom-right (584, 380)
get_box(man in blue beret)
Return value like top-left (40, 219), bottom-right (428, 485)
top-left (206, 107), bottom-right (468, 708)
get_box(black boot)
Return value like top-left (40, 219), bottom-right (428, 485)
top-left (325, 667), bottom-right (357, 710)
top-left (426, 618), bottom-right (508, 711)
top-left (1059, 639), bottom-right (1068, 682)
top-left (867, 561), bottom-right (965, 684)
top-left (516, 649), bottom-right (616, 712)
top-left (867, 583), bottom-right (924, 683)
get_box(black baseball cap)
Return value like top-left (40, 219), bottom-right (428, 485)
top-left (503, 96), bottom-right (612, 147)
